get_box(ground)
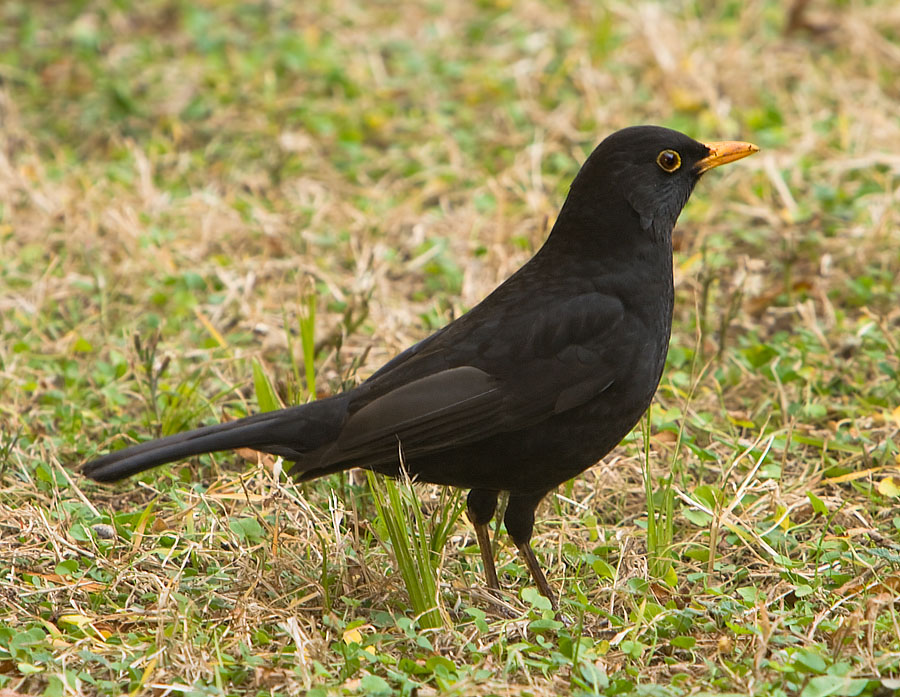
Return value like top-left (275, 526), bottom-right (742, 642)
top-left (0, 1), bottom-right (899, 695)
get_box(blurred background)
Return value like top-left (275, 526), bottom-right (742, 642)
top-left (1, 1), bottom-right (898, 694)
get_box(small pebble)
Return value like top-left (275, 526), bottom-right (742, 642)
top-left (92, 524), bottom-right (116, 540)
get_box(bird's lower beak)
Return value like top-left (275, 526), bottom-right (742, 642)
top-left (695, 140), bottom-right (759, 174)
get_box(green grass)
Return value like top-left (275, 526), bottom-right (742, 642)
top-left (2, 0), bottom-right (900, 694)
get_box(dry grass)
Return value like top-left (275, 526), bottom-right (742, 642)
top-left (1, 0), bottom-right (899, 694)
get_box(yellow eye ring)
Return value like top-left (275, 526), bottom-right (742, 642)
top-left (656, 149), bottom-right (681, 172)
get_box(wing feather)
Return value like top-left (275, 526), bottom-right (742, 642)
top-left (304, 290), bottom-right (634, 472)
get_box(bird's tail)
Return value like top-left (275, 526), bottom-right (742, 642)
top-left (82, 397), bottom-right (347, 482)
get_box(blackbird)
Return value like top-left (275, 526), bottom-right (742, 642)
top-left (83, 126), bottom-right (757, 607)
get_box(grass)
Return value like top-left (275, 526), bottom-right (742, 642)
top-left (2, 0), bottom-right (900, 694)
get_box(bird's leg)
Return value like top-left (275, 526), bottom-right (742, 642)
top-left (474, 521), bottom-right (499, 591)
top-left (505, 492), bottom-right (558, 611)
top-left (466, 489), bottom-right (500, 590)
top-left (514, 541), bottom-right (556, 608)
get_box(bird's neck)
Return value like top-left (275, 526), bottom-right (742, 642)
top-left (544, 195), bottom-right (673, 270)
top-left (538, 199), bottom-right (676, 328)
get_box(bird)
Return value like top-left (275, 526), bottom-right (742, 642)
top-left (82, 125), bottom-right (757, 608)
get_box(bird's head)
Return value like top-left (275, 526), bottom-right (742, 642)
top-left (562, 125), bottom-right (758, 247)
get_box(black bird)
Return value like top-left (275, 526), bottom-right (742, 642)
top-left (83, 126), bottom-right (757, 607)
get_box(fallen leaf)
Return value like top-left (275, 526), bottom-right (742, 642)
top-left (878, 477), bottom-right (900, 498)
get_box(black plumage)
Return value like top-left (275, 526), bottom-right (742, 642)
top-left (83, 126), bottom-right (757, 607)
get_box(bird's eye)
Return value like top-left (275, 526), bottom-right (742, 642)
top-left (656, 149), bottom-right (681, 173)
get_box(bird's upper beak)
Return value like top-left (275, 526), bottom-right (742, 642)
top-left (695, 140), bottom-right (759, 174)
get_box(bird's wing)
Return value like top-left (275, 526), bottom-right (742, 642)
top-left (337, 365), bottom-right (502, 452)
top-left (314, 291), bottom-right (631, 467)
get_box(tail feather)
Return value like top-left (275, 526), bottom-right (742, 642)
top-left (83, 398), bottom-right (348, 482)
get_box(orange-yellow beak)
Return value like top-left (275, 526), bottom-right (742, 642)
top-left (695, 140), bottom-right (759, 174)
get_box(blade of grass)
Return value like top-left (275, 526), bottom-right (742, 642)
top-left (251, 358), bottom-right (282, 413)
top-left (300, 292), bottom-right (317, 399)
top-left (366, 463), bottom-right (464, 629)
top-left (642, 405), bottom-right (675, 583)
